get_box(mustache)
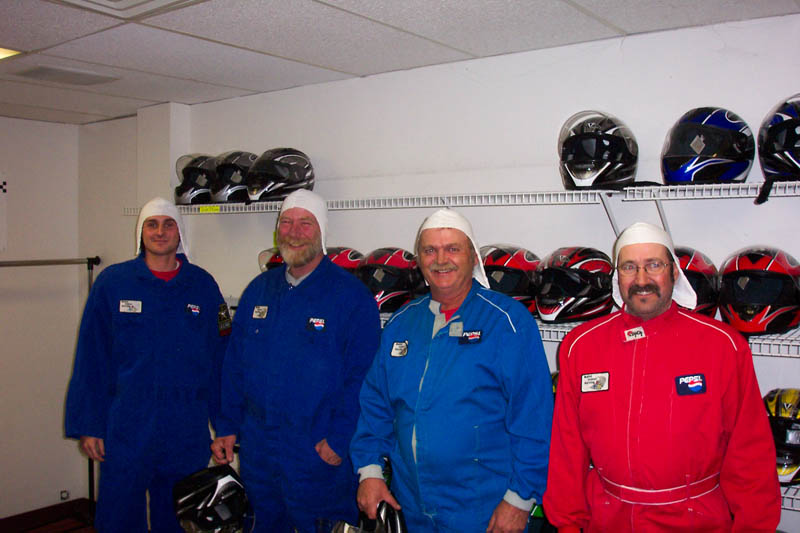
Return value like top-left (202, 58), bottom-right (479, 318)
top-left (430, 262), bottom-right (457, 272)
top-left (628, 283), bottom-right (661, 297)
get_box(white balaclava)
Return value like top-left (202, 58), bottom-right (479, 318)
top-left (413, 208), bottom-right (490, 288)
top-left (612, 221), bottom-right (696, 310)
top-left (278, 189), bottom-right (328, 254)
top-left (135, 197), bottom-right (189, 260)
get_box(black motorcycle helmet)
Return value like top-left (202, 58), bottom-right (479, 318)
top-left (212, 151), bottom-right (258, 203)
top-left (755, 93), bottom-right (800, 204)
top-left (175, 154), bottom-right (216, 205)
top-left (173, 464), bottom-right (253, 533)
top-left (246, 147), bottom-right (314, 202)
top-left (558, 110), bottom-right (638, 190)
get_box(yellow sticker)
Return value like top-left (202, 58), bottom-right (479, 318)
top-left (199, 205), bottom-right (221, 214)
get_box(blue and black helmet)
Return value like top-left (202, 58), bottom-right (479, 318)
top-left (661, 107), bottom-right (754, 184)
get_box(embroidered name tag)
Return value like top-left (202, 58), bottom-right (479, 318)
top-left (624, 326), bottom-right (645, 342)
top-left (252, 305), bottom-right (268, 319)
top-left (459, 330), bottom-right (483, 344)
top-left (675, 374), bottom-right (706, 395)
top-left (307, 317), bottom-right (326, 331)
top-left (391, 341), bottom-right (408, 357)
top-left (119, 300), bottom-right (142, 313)
top-left (581, 372), bottom-right (609, 392)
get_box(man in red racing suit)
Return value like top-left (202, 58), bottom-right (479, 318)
top-left (543, 222), bottom-right (781, 532)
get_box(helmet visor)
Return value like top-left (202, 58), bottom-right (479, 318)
top-left (537, 268), bottom-right (594, 301)
top-left (720, 271), bottom-right (798, 307)
top-left (562, 133), bottom-right (632, 164)
top-left (486, 267), bottom-right (532, 295)
top-left (665, 123), bottom-right (749, 158)
top-left (356, 265), bottom-right (408, 293)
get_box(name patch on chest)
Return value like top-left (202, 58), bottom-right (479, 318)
top-left (459, 330), bottom-right (483, 344)
top-left (581, 372), bottom-right (609, 393)
top-left (391, 341), bottom-right (408, 357)
top-left (252, 305), bottom-right (268, 319)
top-left (624, 326), bottom-right (646, 342)
top-left (675, 373), bottom-right (706, 395)
top-left (119, 300), bottom-right (142, 313)
top-left (307, 317), bottom-right (326, 331)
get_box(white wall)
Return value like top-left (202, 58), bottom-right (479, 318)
top-left (4, 11), bottom-right (799, 528)
top-left (0, 117), bottom-right (81, 517)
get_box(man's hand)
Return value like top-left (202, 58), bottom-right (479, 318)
top-left (79, 436), bottom-right (105, 462)
top-left (211, 434), bottom-right (237, 464)
top-left (314, 438), bottom-right (342, 466)
top-left (486, 500), bottom-right (529, 533)
top-left (356, 478), bottom-right (401, 519)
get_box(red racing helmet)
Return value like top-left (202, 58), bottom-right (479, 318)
top-left (480, 244), bottom-right (540, 315)
top-left (327, 246), bottom-right (364, 274)
top-left (674, 246), bottom-right (720, 317)
top-left (719, 246), bottom-right (800, 335)
top-left (355, 247), bottom-right (423, 313)
top-left (535, 246), bottom-right (614, 322)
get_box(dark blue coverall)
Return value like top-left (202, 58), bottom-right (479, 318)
top-left (65, 254), bottom-right (229, 532)
top-left (217, 256), bottom-right (381, 532)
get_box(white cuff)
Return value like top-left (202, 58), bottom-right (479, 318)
top-left (357, 464), bottom-right (384, 484)
top-left (503, 489), bottom-right (535, 512)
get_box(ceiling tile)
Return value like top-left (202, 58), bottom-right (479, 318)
top-left (0, 54), bottom-right (255, 104)
top-left (0, 101), bottom-right (109, 124)
top-left (571, 0), bottom-right (800, 33)
top-left (0, 79), bottom-right (148, 117)
top-left (43, 24), bottom-right (353, 91)
top-left (0, 0), bottom-right (122, 51)
top-left (143, 0), bottom-right (472, 75)
top-left (324, 0), bottom-right (621, 56)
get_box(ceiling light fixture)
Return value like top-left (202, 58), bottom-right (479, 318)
top-left (0, 48), bottom-right (21, 60)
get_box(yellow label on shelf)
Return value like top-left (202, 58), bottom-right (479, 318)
top-left (199, 206), bottom-right (221, 214)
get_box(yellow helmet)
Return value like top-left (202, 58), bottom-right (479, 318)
top-left (764, 388), bottom-right (800, 485)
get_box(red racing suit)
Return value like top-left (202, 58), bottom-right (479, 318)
top-left (543, 302), bottom-right (781, 532)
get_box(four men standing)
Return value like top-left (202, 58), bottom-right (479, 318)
top-left (67, 194), bottom-right (783, 532)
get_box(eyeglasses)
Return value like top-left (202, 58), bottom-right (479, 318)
top-left (617, 260), bottom-right (672, 276)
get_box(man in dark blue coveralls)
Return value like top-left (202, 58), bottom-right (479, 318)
top-left (65, 197), bottom-right (231, 532)
top-left (212, 189), bottom-right (381, 532)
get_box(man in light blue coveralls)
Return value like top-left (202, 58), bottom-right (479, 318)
top-left (212, 190), bottom-right (381, 532)
top-left (65, 197), bottom-right (230, 532)
top-left (351, 208), bottom-right (553, 533)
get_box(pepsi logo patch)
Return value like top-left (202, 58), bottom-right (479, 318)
top-left (459, 330), bottom-right (482, 344)
top-left (186, 303), bottom-right (201, 316)
top-left (307, 317), bottom-right (326, 332)
top-left (675, 373), bottom-right (706, 395)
